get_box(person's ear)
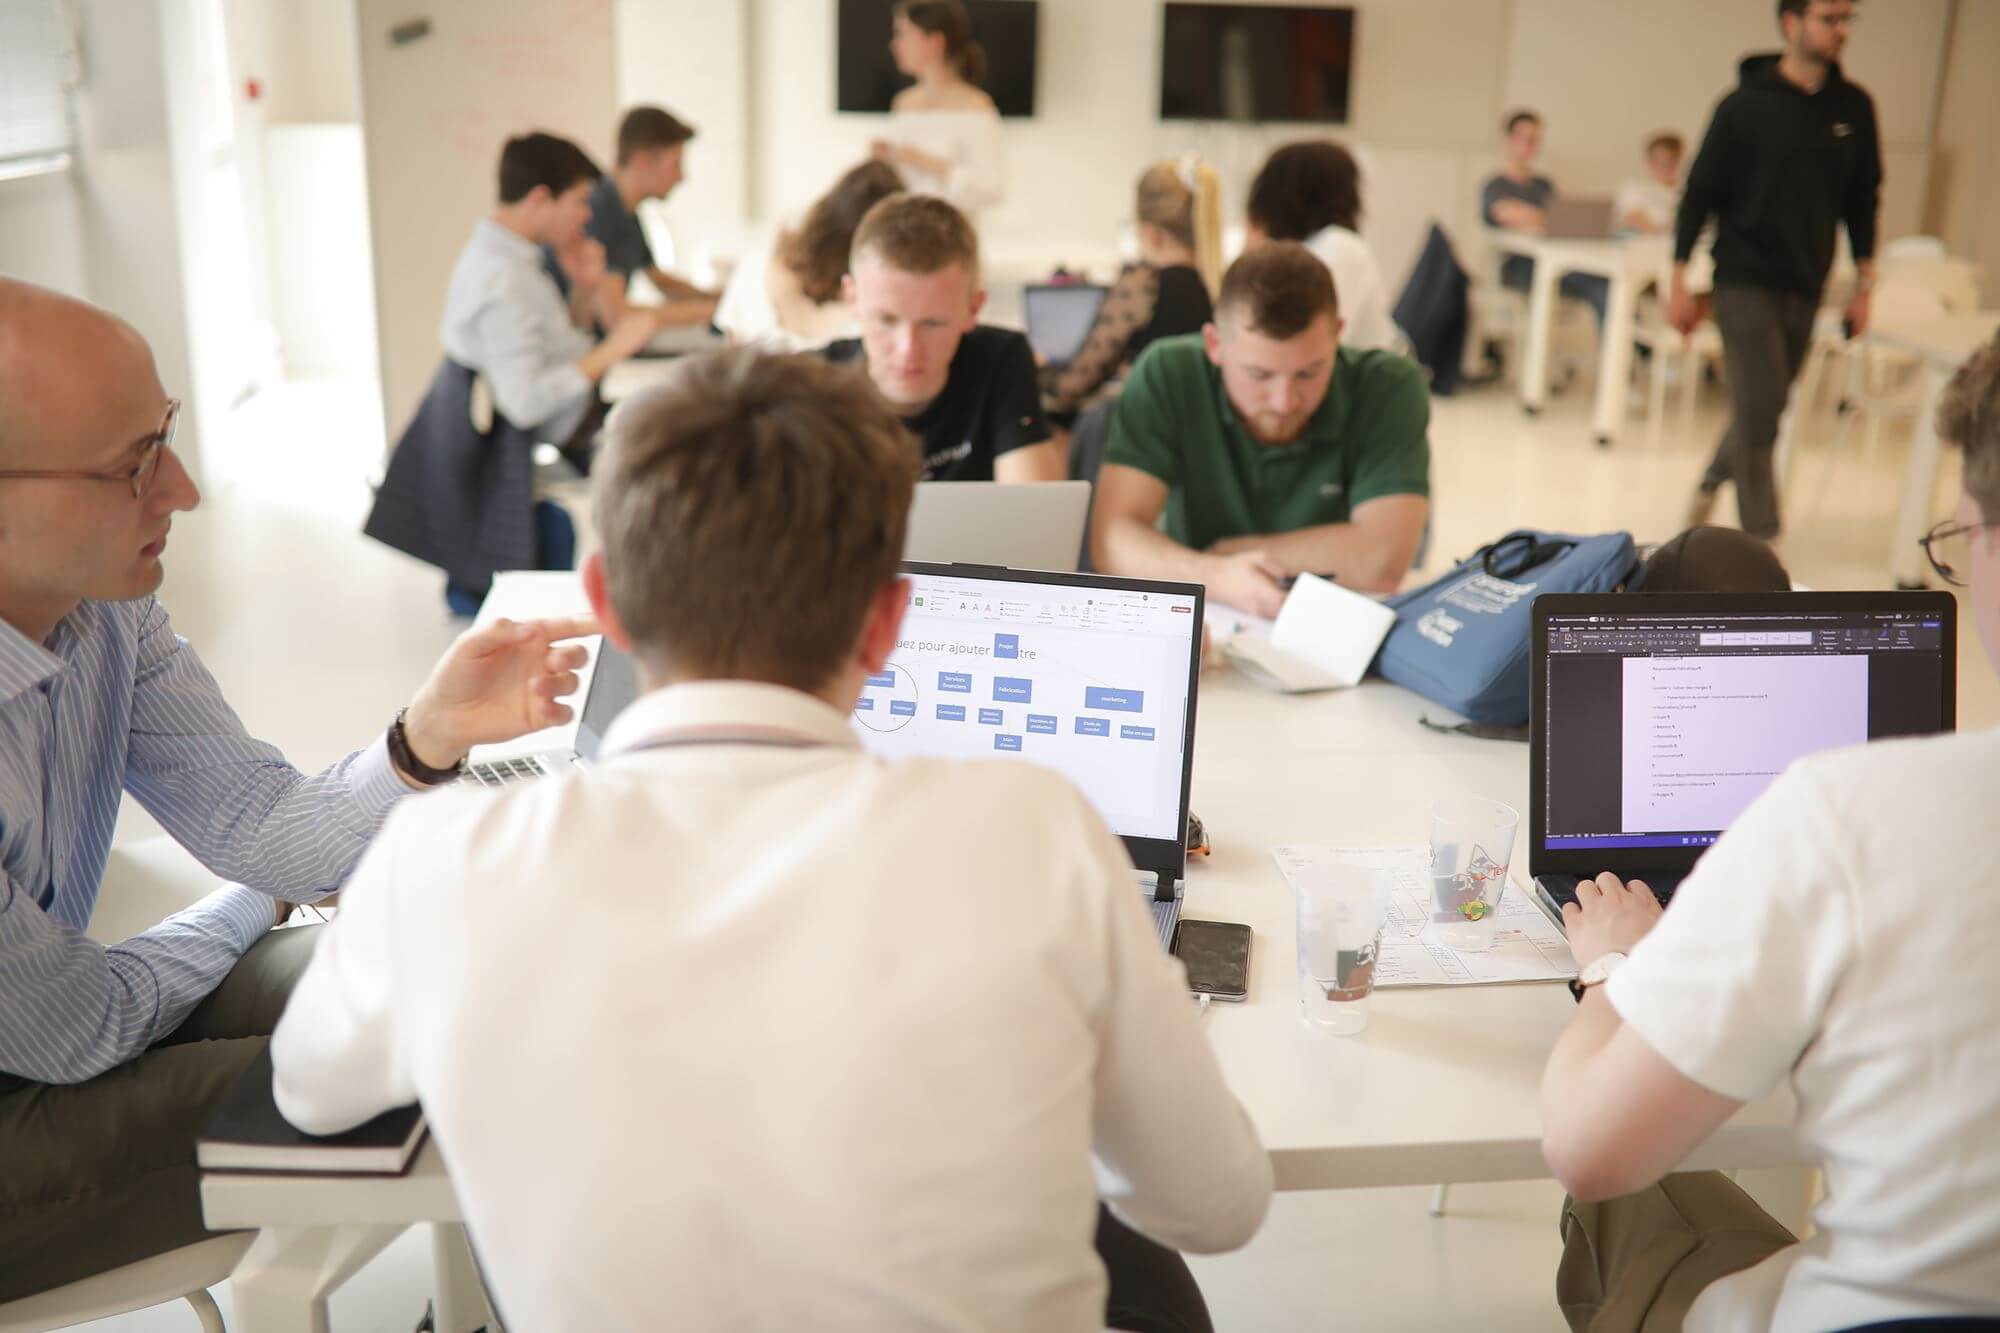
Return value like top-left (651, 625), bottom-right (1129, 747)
top-left (582, 550), bottom-right (636, 654)
top-left (842, 273), bottom-right (858, 308)
top-left (1202, 320), bottom-right (1224, 367)
top-left (968, 285), bottom-right (986, 324)
top-left (856, 577), bottom-right (911, 674)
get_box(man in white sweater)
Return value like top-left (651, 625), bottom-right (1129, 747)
top-left (272, 348), bottom-right (1272, 1332)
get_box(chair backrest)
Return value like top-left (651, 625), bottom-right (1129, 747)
top-left (1877, 255), bottom-right (1982, 314)
top-left (0, 1235), bottom-right (251, 1332)
top-left (1871, 278), bottom-right (1949, 331)
top-left (1880, 234), bottom-right (1948, 262)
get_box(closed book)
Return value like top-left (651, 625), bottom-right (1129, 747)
top-left (197, 1047), bottom-right (426, 1175)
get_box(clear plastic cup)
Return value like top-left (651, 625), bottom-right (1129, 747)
top-left (1428, 799), bottom-right (1520, 952)
top-left (1294, 864), bottom-right (1392, 1035)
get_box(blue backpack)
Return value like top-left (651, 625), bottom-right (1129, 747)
top-left (1376, 530), bottom-right (1640, 726)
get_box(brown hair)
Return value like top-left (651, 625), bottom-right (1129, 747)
top-left (616, 105), bottom-right (695, 166)
top-left (849, 193), bottom-right (979, 280)
top-left (1940, 330), bottom-right (2000, 522)
top-left (897, 1), bottom-right (988, 86)
top-left (1137, 159), bottom-right (1223, 294)
top-left (1215, 241), bottom-right (1338, 339)
top-left (1247, 140), bottom-right (1363, 240)
top-left (1646, 131), bottom-right (1685, 159)
top-left (1504, 109), bottom-right (1542, 135)
top-left (592, 350), bottom-right (920, 690)
top-left (780, 161), bottom-right (906, 304)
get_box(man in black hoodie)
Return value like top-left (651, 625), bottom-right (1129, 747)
top-left (1671, 0), bottom-right (1879, 542)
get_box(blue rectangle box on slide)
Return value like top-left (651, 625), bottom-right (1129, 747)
top-left (1075, 717), bottom-right (1110, 737)
top-left (1084, 687), bottom-right (1144, 712)
top-left (1026, 714), bottom-right (1057, 734)
top-left (979, 708), bottom-right (1004, 725)
top-left (937, 704), bottom-right (966, 721)
top-left (994, 634), bottom-right (1019, 659)
top-left (1120, 725), bottom-right (1156, 741)
top-left (855, 697), bottom-right (875, 711)
top-left (994, 734), bottom-right (1023, 752)
top-left (938, 672), bottom-right (972, 693)
top-left (993, 677), bottom-right (1033, 702)
top-left (867, 671), bottom-right (896, 688)
top-left (890, 700), bottom-right (916, 716)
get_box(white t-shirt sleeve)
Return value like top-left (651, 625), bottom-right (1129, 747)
top-left (1604, 763), bottom-right (1857, 1104)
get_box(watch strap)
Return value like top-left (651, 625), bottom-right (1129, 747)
top-left (388, 709), bottom-right (465, 785)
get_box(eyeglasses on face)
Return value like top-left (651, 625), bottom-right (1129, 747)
top-left (1919, 517), bottom-right (1999, 588)
top-left (0, 399), bottom-right (179, 501)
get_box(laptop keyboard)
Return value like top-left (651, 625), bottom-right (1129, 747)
top-left (1149, 896), bottom-right (1181, 950)
top-left (1539, 873), bottom-right (1682, 910)
top-left (461, 755), bottom-right (554, 788)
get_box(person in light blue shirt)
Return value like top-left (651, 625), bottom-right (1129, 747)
top-left (0, 278), bottom-right (594, 1302)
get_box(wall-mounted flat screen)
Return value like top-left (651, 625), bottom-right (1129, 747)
top-left (837, 0), bottom-right (1040, 118)
top-left (1159, 3), bottom-right (1356, 123)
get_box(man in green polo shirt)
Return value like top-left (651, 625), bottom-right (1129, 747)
top-left (1091, 241), bottom-right (1430, 617)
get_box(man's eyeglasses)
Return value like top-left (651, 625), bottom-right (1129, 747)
top-left (0, 399), bottom-right (179, 501)
top-left (1918, 517), bottom-right (1999, 588)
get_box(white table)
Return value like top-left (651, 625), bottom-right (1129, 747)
top-left (1857, 313), bottom-right (2000, 587)
top-left (203, 582), bottom-right (1810, 1329)
top-left (1488, 231), bottom-right (1670, 448)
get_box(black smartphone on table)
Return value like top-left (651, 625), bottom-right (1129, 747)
top-left (1172, 919), bottom-right (1252, 1002)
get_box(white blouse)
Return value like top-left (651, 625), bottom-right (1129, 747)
top-left (1303, 224), bottom-right (1399, 353)
top-left (885, 106), bottom-right (1006, 215)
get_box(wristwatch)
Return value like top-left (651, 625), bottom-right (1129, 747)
top-left (1566, 951), bottom-right (1628, 1002)
top-left (387, 709), bottom-right (466, 786)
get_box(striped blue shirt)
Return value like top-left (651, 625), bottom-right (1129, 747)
top-left (0, 597), bottom-right (408, 1085)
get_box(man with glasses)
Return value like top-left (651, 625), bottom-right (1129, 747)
top-left (1673, 0), bottom-right (1880, 543)
top-left (0, 279), bottom-right (593, 1301)
top-left (1539, 330), bottom-right (2000, 1329)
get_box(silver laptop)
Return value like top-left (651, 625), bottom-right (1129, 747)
top-left (854, 562), bottom-right (1205, 947)
top-left (461, 639), bottom-right (641, 786)
top-left (1024, 283), bottom-right (1109, 368)
top-left (1542, 196), bottom-right (1617, 240)
top-left (902, 481), bottom-right (1093, 572)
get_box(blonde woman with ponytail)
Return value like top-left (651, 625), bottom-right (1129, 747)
top-left (870, 1), bottom-right (1005, 215)
top-left (1039, 156), bottom-right (1222, 422)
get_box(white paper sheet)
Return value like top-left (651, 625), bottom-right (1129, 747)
top-left (1271, 844), bottom-right (1578, 987)
top-left (1216, 574), bottom-right (1396, 693)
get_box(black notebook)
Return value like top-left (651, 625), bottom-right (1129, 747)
top-left (197, 1047), bottom-right (427, 1175)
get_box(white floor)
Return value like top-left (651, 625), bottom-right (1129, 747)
top-left (75, 364), bottom-right (1991, 1331)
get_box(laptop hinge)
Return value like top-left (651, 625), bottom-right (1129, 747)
top-left (1138, 872), bottom-right (1181, 904)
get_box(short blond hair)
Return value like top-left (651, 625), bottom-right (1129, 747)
top-left (592, 350), bottom-right (920, 690)
top-left (1941, 329), bottom-right (2000, 522)
top-left (849, 193), bottom-right (979, 281)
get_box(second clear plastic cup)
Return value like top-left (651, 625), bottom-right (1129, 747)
top-left (1294, 865), bottom-right (1392, 1035)
top-left (1428, 799), bottom-right (1520, 952)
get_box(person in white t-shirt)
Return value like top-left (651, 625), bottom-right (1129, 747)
top-left (271, 348), bottom-right (1272, 1332)
top-left (1540, 329), bottom-right (2000, 1331)
top-left (1613, 132), bottom-right (1684, 236)
top-left (870, 1), bottom-right (1005, 216)
top-left (1245, 139), bottom-right (1400, 352)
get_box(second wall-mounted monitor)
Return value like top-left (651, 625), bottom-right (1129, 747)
top-left (837, 0), bottom-right (1040, 118)
top-left (1159, 2), bottom-right (1356, 123)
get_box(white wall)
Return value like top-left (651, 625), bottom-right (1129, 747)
top-left (1929, 0), bottom-right (2000, 302)
top-left (618, 0), bottom-right (751, 249)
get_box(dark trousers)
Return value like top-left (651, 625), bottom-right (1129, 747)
top-left (1098, 1203), bottom-right (1214, 1333)
top-left (1501, 253), bottom-right (1611, 327)
top-left (444, 499), bottom-right (577, 617)
top-left (1701, 285), bottom-right (1820, 539)
top-left (0, 925), bottom-right (321, 1302)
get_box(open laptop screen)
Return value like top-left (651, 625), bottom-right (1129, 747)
top-left (853, 564), bottom-right (1202, 867)
top-left (1532, 593), bottom-right (1954, 871)
top-left (1024, 284), bottom-right (1108, 368)
top-left (575, 639), bottom-right (640, 764)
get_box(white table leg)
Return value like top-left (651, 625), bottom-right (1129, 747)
top-left (227, 1223), bottom-right (407, 1333)
top-left (1591, 269), bottom-right (1640, 446)
top-left (1521, 255), bottom-right (1558, 414)
top-left (1890, 363), bottom-right (1950, 587)
top-left (432, 1222), bottom-right (496, 1332)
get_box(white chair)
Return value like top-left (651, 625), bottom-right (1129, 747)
top-left (1879, 235), bottom-right (1947, 263)
top-left (0, 1234), bottom-right (253, 1333)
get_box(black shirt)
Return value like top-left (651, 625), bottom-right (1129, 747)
top-left (1129, 264), bottom-right (1213, 359)
top-left (822, 325), bottom-right (1051, 481)
top-left (1676, 54), bottom-right (1882, 297)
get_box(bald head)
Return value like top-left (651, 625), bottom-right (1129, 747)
top-left (0, 279), bottom-right (159, 468)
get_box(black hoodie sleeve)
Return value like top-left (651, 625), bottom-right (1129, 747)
top-left (1844, 93), bottom-right (1884, 264)
top-left (1675, 95), bottom-right (1738, 264)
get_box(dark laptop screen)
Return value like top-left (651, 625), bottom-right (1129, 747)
top-left (1538, 602), bottom-right (1951, 856)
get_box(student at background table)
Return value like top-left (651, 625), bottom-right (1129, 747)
top-left (564, 105), bottom-right (719, 329)
top-left (1039, 156), bottom-right (1220, 423)
top-left (1481, 109), bottom-right (1610, 327)
top-left (821, 193), bottom-right (1058, 482)
top-left (1614, 132), bottom-right (1684, 236)
top-left (273, 348), bottom-right (1273, 1332)
top-left (1542, 329), bottom-right (2000, 1331)
top-left (1246, 139), bottom-right (1398, 352)
top-left (871, 1), bottom-right (1005, 217)
top-left (1091, 242), bottom-right (1430, 615)
top-left (0, 279), bottom-right (588, 1304)
top-left (714, 160), bottom-right (904, 352)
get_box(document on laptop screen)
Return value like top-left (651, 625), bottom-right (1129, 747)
top-left (853, 573), bottom-right (1197, 841)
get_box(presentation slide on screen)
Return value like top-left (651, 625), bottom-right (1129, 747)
top-left (1619, 654), bottom-right (1867, 833)
top-left (853, 592), bottom-right (1194, 840)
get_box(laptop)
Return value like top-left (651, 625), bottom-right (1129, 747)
top-left (1024, 283), bottom-right (1109, 369)
top-left (902, 480), bottom-right (1093, 572)
top-left (461, 638), bottom-right (641, 786)
top-left (1542, 196), bottom-right (1617, 240)
top-left (1527, 591), bottom-right (1956, 927)
top-left (854, 562), bottom-right (1204, 947)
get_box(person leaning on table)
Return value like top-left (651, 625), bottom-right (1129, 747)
top-left (1090, 241), bottom-right (1430, 618)
top-left (0, 279), bottom-right (591, 1303)
top-left (270, 347), bottom-right (1273, 1333)
top-left (1541, 333), bottom-right (2000, 1331)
